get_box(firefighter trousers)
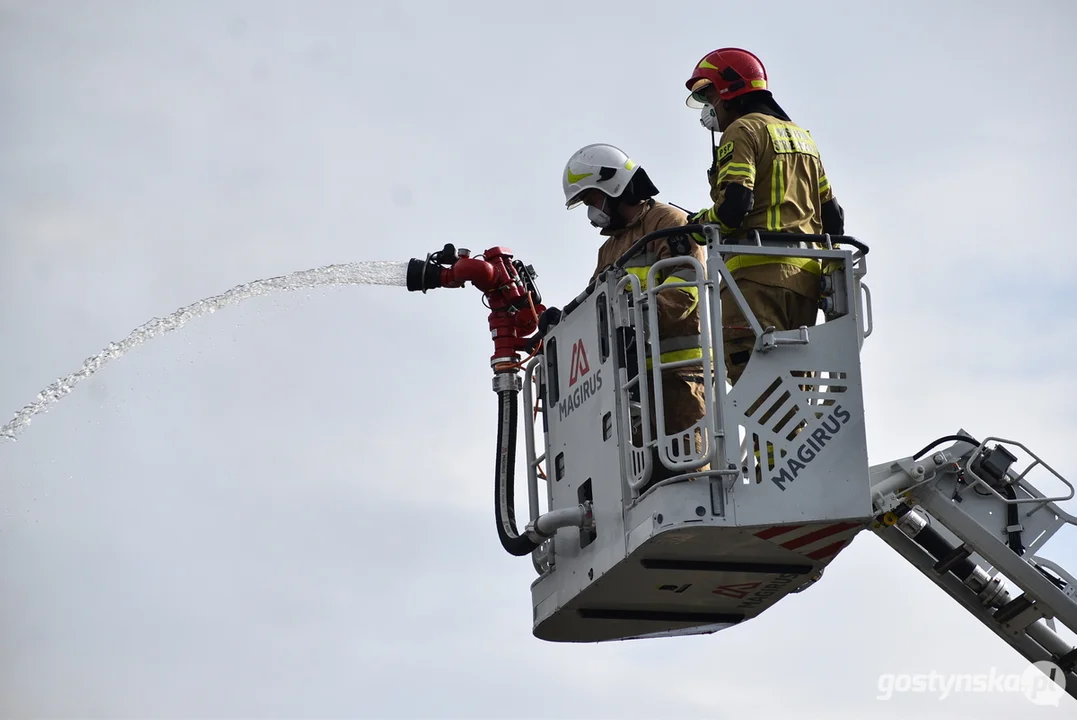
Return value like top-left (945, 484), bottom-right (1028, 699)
top-left (720, 278), bottom-right (819, 386)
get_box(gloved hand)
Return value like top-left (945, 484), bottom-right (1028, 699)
top-left (687, 207), bottom-right (718, 225)
top-left (685, 207), bottom-right (718, 245)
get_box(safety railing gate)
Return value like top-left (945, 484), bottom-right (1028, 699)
top-left (613, 254), bottom-right (717, 497)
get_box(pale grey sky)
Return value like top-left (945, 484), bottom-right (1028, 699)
top-left (2, 0), bottom-right (1076, 717)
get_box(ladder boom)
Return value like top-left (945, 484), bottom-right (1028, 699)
top-left (870, 435), bottom-right (1077, 698)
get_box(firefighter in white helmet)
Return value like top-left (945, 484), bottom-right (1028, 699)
top-left (561, 143), bottom-right (709, 488)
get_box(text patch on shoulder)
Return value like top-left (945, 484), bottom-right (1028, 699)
top-left (717, 141), bottom-right (735, 166)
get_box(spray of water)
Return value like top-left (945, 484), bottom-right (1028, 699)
top-left (1, 260), bottom-right (409, 443)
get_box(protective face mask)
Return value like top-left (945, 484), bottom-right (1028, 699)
top-left (587, 203), bottom-right (612, 228)
top-left (700, 104), bottom-right (721, 132)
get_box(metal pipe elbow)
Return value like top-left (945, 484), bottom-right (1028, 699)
top-left (527, 503), bottom-right (593, 541)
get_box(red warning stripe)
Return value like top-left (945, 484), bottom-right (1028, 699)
top-left (779, 522), bottom-right (860, 550)
top-left (806, 537), bottom-right (854, 560)
top-left (754, 525), bottom-right (804, 540)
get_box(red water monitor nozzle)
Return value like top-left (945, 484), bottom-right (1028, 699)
top-left (406, 244), bottom-right (546, 369)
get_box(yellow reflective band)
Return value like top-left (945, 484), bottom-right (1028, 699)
top-left (727, 254), bottom-right (822, 275)
top-left (768, 158), bottom-right (785, 231)
top-left (819, 175), bottom-right (830, 195)
top-left (698, 59), bottom-right (719, 70)
top-left (662, 273), bottom-right (696, 287)
top-left (662, 274), bottom-right (699, 315)
top-left (663, 347), bottom-right (704, 363)
top-left (718, 162), bottom-right (755, 183)
top-left (646, 347), bottom-right (705, 370)
top-left (628, 262), bottom-right (700, 294)
top-left (751, 79), bottom-right (767, 89)
top-left (626, 266), bottom-right (649, 289)
top-left (624, 159), bottom-right (636, 170)
top-left (567, 169), bottom-right (592, 184)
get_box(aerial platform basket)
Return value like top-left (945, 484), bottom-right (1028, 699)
top-left (522, 227), bottom-right (876, 642)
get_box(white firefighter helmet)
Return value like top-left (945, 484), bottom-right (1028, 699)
top-left (562, 143), bottom-right (651, 209)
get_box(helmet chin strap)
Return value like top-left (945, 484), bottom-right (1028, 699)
top-left (698, 105), bottom-right (721, 179)
top-left (710, 129), bottom-right (718, 175)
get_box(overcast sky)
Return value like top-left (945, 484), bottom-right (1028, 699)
top-left (2, 0), bottom-right (1076, 717)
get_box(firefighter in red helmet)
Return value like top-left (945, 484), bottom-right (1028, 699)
top-left (683, 48), bottom-right (846, 387)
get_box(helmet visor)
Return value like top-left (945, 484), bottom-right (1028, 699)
top-left (685, 78), bottom-right (714, 109)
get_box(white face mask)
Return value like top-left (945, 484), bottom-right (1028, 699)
top-left (587, 203), bottom-right (611, 228)
top-left (700, 103), bottom-right (721, 132)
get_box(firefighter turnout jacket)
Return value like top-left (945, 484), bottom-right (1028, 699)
top-left (590, 200), bottom-right (706, 369)
top-left (707, 112), bottom-right (841, 297)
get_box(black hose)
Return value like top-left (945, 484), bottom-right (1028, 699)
top-left (746, 231), bottom-right (870, 256)
top-left (835, 237), bottom-right (870, 255)
top-left (912, 434), bottom-right (980, 461)
top-left (494, 387), bottom-right (538, 557)
top-left (563, 277), bottom-right (599, 317)
top-left (1003, 484), bottom-right (1025, 555)
top-left (612, 225), bottom-right (870, 271)
top-left (614, 225), bottom-right (706, 268)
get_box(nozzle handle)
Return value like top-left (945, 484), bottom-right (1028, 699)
top-left (432, 243), bottom-right (457, 265)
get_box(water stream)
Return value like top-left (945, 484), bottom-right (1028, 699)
top-left (1, 260), bottom-right (409, 442)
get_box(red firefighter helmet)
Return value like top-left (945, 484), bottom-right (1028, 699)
top-left (685, 48), bottom-right (768, 108)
